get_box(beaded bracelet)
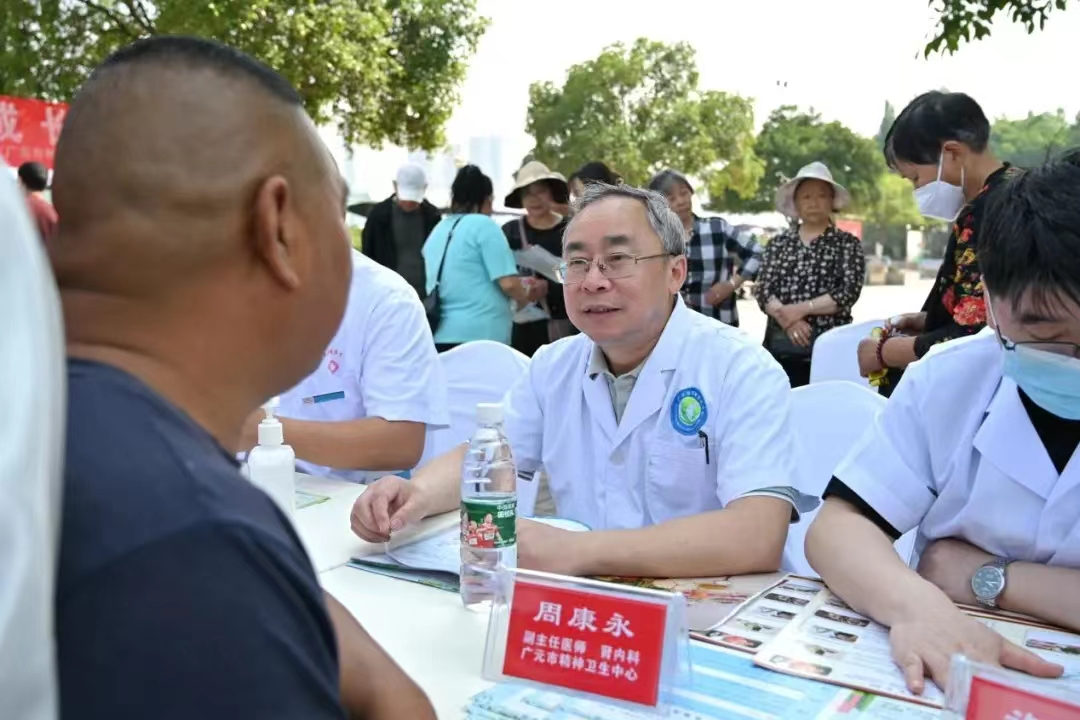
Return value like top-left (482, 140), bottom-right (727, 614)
top-left (875, 335), bottom-right (889, 369)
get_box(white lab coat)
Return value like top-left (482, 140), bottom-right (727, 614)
top-left (278, 251), bottom-right (449, 483)
top-left (505, 297), bottom-right (798, 530)
top-left (835, 330), bottom-right (1080, 567)
top-left (0, 173), bottom-right (62, 719)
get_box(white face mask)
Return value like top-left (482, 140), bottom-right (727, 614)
top-left (913, 152), bottom-right (966, 222)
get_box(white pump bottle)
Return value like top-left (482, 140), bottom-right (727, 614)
top-left (246, 397), bottom-right (296, 521)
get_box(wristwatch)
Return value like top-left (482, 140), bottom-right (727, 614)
top-left (971, 557), bottom-right (1011, 608)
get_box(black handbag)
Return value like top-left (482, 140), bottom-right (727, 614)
top-left (764, 319), bottom-right (813, 360)
top-left (423, 216), bottom-right (464, 333)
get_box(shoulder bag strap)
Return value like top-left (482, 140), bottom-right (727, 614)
top-left (433, 215), bottom-right (466, 290)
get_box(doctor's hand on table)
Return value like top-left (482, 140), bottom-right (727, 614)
top-left (351, 476), bottom-right (432, 543)
top-left (886, 586), bottom-right (1062, 695)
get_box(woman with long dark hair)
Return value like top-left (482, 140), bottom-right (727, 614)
top-left (422, 165), bottom-right (543, 352)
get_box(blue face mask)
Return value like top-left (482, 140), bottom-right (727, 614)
top-left (1002, 344), bottom-right (1080, 420)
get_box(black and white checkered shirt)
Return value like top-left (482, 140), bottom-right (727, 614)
top-left (682, 215), bottom-right (763, 327)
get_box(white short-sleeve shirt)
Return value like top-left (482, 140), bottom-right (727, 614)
top-left (278, 251), bottom-right (449, 483)
top-left (834, 330), bottom-right (1080, 567)
top-left (503, 297), bottom-right (799, 530)
top-left (1, 172), bottom-right (63, 719)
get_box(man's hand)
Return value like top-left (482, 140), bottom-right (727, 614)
top-left (350, 476), bottom-right (431, 543)
top-left (237, 407), bottom-right (262, 453)
top-left (773, 303), bottom-right (806, 330)
top-left (885, 312), bottom-right (927, 336)
top-left (786, 320), bottom-right (813, 347)
top-left (888, 596), bottom-right (1062, 695)
top-left (917, 539), bottom-right (992, 606)
top-left (858, 336), bottom-right (884, 377)
top-left (705, 280), bottom-right (736, 307)
top-left (517, 519), bottom-right (585, 576)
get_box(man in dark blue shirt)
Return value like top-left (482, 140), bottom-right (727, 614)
top-left (49, 36), bottom-right (434, 719)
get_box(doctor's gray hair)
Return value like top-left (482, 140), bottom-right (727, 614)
top-left (568, 183), bottom-right (687, 256)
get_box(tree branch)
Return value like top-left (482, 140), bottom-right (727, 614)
top-left (123, 0), bottom-right (155, 33)
top-left (78, 0), bottom-right (140, 39)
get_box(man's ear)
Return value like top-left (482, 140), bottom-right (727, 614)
top-left (252, 175), bottom-right (302, 290)
top-left (669, 255), bottom-right (688, 293)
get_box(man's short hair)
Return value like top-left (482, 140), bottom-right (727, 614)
top-left (18, 162), bottom-right (49, 192)
top-left (570, 183), bottom-right (687, 256)
top-left (980, 150), bottom-right (1080, 311)
top-left (94, 35), bottom-right (301, 106)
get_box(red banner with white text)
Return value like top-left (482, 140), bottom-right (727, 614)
top-left (0, 95), bottom-right (69, 170)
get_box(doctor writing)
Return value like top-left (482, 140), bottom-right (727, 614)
top-left (352, 183), bottom-right (804, 579)
top-left (806, 153), bottom-right (1080, 694)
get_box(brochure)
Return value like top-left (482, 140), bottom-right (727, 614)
top-left (692, 575), bottom-right (825, 653)
top-left (749, 585), bottom-right (1080, 709)
top-left (465, 641), bottom-right (940, 719)
top-left (596, 573), bottom-right (786, 635)
top-left (349, 516), bottom-right (588, 589)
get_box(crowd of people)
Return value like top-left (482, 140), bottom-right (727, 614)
top-left (7, 32), bottom-right (1080, 720)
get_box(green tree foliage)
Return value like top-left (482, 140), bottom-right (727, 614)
top-left (926, 0), bottom-right (1068, 56)
top-left (0, 0), bottom-right (488, 150)
top-left (525, 38), bottom-right (761, 199)
top-left (991, 109), bottom-right (1080, 167)
top-left (720, 106), bottom-right (884, 213)
top-left (863, 172), bottom-right (925, 228)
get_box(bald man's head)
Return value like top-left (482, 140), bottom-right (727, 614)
top-left (52, 36), bottom-right (351, 410)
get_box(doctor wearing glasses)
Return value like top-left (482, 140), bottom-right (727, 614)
top-left (351, 183), bottom-right (806, 579)
top-left (806, 154), bottom-right (1080, 696)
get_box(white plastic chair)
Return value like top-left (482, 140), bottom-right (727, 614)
top-left (0, 172), bottom-right (64, 719)
top-left (809, 318), bottom-right (884, 387)
top-left (782, 381), bottom-right (916, 576)
top-left (418, 341), bottom-right (530, 467)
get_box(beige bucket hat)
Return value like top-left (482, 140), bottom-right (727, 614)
top-left (505, 161), bottom-right (570, 209)
top-left (775, 161), bottom-right (851, 218)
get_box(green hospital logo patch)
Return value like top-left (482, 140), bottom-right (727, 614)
top-left (671, 387), bottom-right (707, 436)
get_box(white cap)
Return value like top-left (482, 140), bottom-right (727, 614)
top-left (395, 163), bottom-right (427, 203)
top-left (476, 402), bottom-right (503, 425)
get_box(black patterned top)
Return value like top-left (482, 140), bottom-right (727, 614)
top-left (753, 225), bottom-right (866, 338)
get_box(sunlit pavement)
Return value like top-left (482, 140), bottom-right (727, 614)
top-left (735, 271), bottom-right (936, 345)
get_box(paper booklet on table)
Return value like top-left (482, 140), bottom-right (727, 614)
top-left (714, 576), bottom-right (1080, 709)
top-left (349, 516), bottom-right (589, 591)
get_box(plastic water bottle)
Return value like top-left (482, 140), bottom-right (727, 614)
top-left (460, 402), bottom-right (517, 610)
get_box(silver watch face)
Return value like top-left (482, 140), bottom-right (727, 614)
top-left (972, 565), bottom-right (1006, 600)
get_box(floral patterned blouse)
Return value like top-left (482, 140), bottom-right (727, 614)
top-left (753, 225), bottom-right (866, 339)
top-left (912, 163), bottom-right (1021, 358)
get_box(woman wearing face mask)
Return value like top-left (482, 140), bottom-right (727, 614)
top-left (502, 161), bottom-right (577, 357)
top-left (858, 91), bottom-right (1019, 395)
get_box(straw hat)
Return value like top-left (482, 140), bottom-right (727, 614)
top-left (505, 161), bottom-right (570, 209)
top-left (775, 162), bottom-right (850, 218)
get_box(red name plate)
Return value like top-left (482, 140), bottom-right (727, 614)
top-left (502, 579), bottom-right (668, 707)
top-left (967, 676), bottom-right (1080, 720)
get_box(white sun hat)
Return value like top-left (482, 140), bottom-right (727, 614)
top-left (775, 161), bottom-right (851, 218)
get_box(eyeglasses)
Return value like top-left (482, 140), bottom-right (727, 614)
top-left (556, 252), bottom-right (676, 284)
top-left (999, 332), bottom-right (1080, 360)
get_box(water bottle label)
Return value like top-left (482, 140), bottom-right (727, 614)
top-left (461, 498), bottom-right (517, 549)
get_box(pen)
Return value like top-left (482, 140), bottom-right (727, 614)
top-left (698, 430), bottom-right (710, 465)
